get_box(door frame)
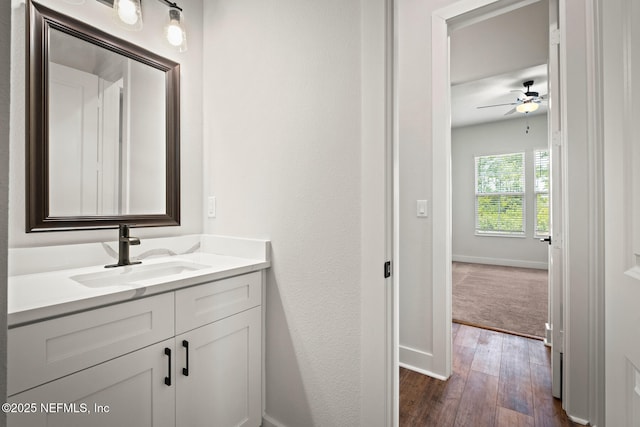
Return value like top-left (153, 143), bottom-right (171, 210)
top-left (423, 0), bottom-right (605, 424)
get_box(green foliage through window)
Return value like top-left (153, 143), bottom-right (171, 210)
top-left (534, 150), bottom-right (550, 236)
top-left (475, 153), bottom-right (525, 235)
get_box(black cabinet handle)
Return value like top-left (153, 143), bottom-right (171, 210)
top-left (182, 340), bottom-right (190, 376)
top-left (164, 347), bottom-right (172, 386)
top-left (540, 236), bottom-right (552, 245)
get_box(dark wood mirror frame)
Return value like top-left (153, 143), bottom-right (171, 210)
top-left (27, 2), bottom-right (180, 232)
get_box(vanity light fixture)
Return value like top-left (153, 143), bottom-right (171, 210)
top-left (100, 0), bottom-right (187, 51)
top-left (113, 0), bottom-right (143, 30)
top-left (165, 6), bottom-right (187, 52)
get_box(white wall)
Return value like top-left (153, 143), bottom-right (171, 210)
top-left (201, 0), bottom-right (369, 425)
top-left (452, 115), bottom-right (548, 269)
top-left (397, 0), bottom-right (435, 377)
top-left (8, 0), bottom-right (203, 248)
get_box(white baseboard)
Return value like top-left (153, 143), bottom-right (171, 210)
top-left (399, 345), bottom-right (448, 380)
top-left (568, 414), bottom-right (590, 425)
top-left (452, 255), bottom-right (548, 270)
top-left (262, 414), bottom-right (288, 427)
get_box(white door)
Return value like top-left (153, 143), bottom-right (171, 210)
top-left (546, 0), bottom-right (564, 399)
top-left (175, 307), bottom-right (262, 427)
top-left (8, 340), bottom-right (175, 427)
top-left (48, 62), bottom-right (100, 217)
top-left (603, 0), bottom-right (640, 425)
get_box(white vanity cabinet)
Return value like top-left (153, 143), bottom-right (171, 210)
top-left (8, 339), bottom-right (176, 427)
top-left (7, 271), bottom-right (264, 427)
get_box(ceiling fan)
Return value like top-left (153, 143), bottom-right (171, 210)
top-left (477, 80), bottom-right (547, 115)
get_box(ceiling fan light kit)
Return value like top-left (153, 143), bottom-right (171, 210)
top-left (477, 79), bottom-right (546, 116)
top-left (516, 101), bottom-right (539, 113)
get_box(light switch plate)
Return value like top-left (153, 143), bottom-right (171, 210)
top-left (417, 200), bottom-right (428, 217)
top-left (207, 196), bottom-right (216, 218)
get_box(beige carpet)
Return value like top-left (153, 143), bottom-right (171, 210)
top-left (452, 262), bottom-right (548, 338)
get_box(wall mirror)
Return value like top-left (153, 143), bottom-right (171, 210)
top-left (27, 2), bottom-right (180, 231)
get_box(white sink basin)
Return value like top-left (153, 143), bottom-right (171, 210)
top-left (70, 261), bottom-right (210, 288)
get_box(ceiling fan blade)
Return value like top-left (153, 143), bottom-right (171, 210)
top-left (504, 107), bottom-right (517, 116)
top-left (476, 102), bottom-right (518, 109)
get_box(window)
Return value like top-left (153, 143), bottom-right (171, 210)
top-left (475, 152), bottom-right (525, 235)
top-left (534, 149), bottom-right (550, 236)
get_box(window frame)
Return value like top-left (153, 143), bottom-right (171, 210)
top-left (474, 151), bottom-right (526, 237)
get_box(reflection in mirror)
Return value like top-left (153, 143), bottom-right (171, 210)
top-left (28, 2), bottom-right (180, 231)
top-left (48, 28), bottom-right (166, 216)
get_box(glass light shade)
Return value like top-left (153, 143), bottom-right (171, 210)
top-left (165, 9), bottom-right (187, 52)
top-left (114, 0), bottom-right (143, 31)
top-left (516, 101), bottom-right (539, 113)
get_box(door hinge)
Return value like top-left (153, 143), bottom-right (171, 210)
top-left (384, 261), bottom-right (392, 278)
top-left (550, 28), bottom-right (561, 46)
top-left (551, 234), bottom-right (563, 249)
top-left (558, 329), bottom-right (564, 353)
top-left (552, 130), bottom-right (562, 147)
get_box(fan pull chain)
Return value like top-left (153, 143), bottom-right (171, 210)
top-left (525, 116), bottom-right (530, 134)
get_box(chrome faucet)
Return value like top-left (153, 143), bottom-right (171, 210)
top-left (105, 224), bottom-right (141, 268)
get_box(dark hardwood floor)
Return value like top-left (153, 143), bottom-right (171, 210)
top-left (400, 323), bottom-right (577, 427)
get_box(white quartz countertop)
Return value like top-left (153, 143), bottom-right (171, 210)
top-left (8, 252), bottom-right (270, 327)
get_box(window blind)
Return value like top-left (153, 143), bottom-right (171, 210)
top-left (475, 152), bottom-right (525, 235)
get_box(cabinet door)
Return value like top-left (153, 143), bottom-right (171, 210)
top-left (8, 340), bottom-right (175, 427)
top-left (176, 307), bottom-right (261, 427)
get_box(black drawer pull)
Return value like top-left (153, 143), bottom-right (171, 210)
top-left (164, 347), bottom-right (172, 386)
top-left (182, 340), bottom-right (190, 376)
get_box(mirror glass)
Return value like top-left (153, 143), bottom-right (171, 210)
top-left (48, 28), bottom-right (166, 216)
top-left (28, 3), bottom-right (180, 231)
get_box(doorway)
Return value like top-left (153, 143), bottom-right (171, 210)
top-left (447, 2), bottom-right (551, 340)
top-left (450, 56), bottom-right (550, 340)
top-left (398, 0), bottom-right (563, 423)
top-left (432, 0), bottom-right (562, 380)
